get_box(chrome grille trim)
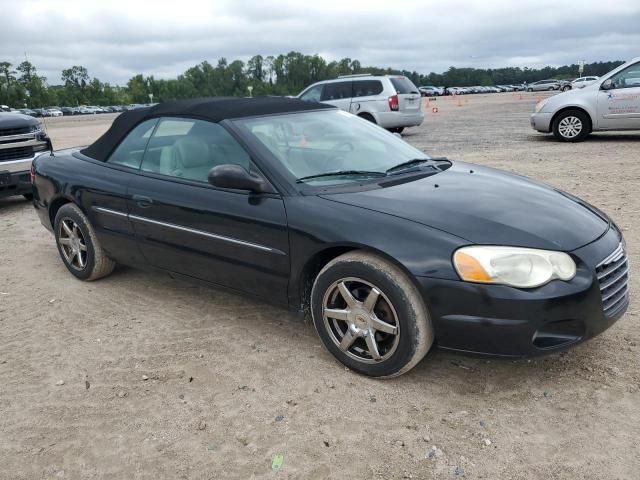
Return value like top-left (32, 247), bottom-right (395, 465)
top-left (596, 242), bottom-right (629, 317)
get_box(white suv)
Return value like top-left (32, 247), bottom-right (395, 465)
top-left (297, 74), bottom-right (424, 133)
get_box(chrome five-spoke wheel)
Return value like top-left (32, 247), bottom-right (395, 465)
top-left (323, 277), bottom-right (400, 364)
top-left (58, 218), bottom-right (88, 270)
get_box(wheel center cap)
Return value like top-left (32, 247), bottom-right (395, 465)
top-left (354, 314), bottom-right (368, 328)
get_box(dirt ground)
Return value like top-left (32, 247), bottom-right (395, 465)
top-left (1, 93), bottom-right (638, 479)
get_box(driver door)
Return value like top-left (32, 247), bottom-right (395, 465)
top-left (596, 61), bottom-right (640, 130)
top-left (127, 117), bottom-right (291, 304)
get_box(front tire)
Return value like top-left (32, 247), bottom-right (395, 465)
top-left (388, 127), bottom-right (405, 134)
top-left (552, 109), bottom-right (590, 142)
top-left (54, 203), bottom-right (116, 281)
top-left (310, 251), bottom-right (433, 377)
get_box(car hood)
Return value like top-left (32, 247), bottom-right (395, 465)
top-left (319, 162), bottom-right (609, 251)
top-left (0, 112), bottom-right (39, 129)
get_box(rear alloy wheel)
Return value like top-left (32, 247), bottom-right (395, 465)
top-left (553, 110), bottom-right (590, 142)
top-left (311, 251), bottom-right (433, 377)
top-left (54, 203), bottom-right (115, 281)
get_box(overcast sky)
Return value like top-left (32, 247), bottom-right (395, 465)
top-left (1, 0), bottom-right (639, 85)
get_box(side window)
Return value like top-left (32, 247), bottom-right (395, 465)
top-left (107, 119), bottom-right (158, 168)
top-left (353, 80), bottom-right (384, 98)
top-left (140, 117), bottom-right (252, 183)
top-left (320, 81), bottom-right (352, 101)
top-left (300, 84), bottom-right (323, 102)
top-left (610, 63), bottom-right (640, 89)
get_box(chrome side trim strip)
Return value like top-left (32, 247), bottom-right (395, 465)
top-left (129, 214), bottom-right (277, 253)
top-left (93, 206), bottom-right (280, 254)
top-left (93, 206), bottom-right (128, 218)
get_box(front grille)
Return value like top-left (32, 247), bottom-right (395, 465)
top-left (596, 243), bottom-right (629, 317)
top-left (0, 146), bottom-right (33, 162)
top-left (0, 126), bottom-right (32, 137)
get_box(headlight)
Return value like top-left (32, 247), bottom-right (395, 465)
top-left (453, 246), bottom-right (576, 288)
top-left (534, 99), bottom-right (549, 113)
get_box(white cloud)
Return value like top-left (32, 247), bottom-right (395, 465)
top-left (1, 0), bottom-right (638, 84)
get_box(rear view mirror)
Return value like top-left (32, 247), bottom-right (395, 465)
top-left (601, 79), bottom-right (613, 90)
top-left (208, 164), bottom-right (272, 193)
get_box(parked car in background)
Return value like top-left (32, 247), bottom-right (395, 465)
top-left (60, 107), bottom-right (76, 116)
top-left (45, 108), bottom-right (63, 117)
top-left (531, 56), bottom-right (640, 141)
top-left (419, 86), bottom-right (441, 96)
top-left (18, 108), bottom-right (37, 116)
top-left (297, 74), bottom-right (423, 133)
top-left (527, 80), bottom-right (561, 92)
top-left (31, 97), bottom-right (628, 377)
top-left (558, 80), bottom-right (573, 92)
top-left (0, 111), bottom-right (51, 199)
top-left (570, 76), bottom-right (599, 89)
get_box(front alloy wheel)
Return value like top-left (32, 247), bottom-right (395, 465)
top-left (323, 278), bottom-right (400, 363)
top-left (311, 251), bottom-right (433, 377)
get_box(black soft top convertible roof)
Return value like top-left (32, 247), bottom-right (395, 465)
top-left (81, 96), bottom-right (335, 162)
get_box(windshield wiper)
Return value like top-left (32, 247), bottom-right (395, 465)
top-left (297, 170), bottom-right (387, 183)
top-left (386, 158), bottom-right (435, 174)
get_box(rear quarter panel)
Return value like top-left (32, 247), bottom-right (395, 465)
top-left (32, 151), bottom-right (143, 265)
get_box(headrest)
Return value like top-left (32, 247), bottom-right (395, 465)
top-left (174, 136), bottom-right (210, 168)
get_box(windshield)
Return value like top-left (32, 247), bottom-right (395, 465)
top-left (234, 110), bottom-right (434, 186)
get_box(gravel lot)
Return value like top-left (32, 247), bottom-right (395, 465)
top-left (1, 93), bottom-right (638, 479)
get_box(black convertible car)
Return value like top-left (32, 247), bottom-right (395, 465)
top-left (31, 97), bottom-right (628, 377)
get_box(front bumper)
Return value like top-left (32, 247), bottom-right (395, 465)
top-left (530, 112), bottom-right (553, 133)
top-left (416, 226), bottom-right (628, 357)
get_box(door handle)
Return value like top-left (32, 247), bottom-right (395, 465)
top-left (132, 195), bottom-right (153, 208)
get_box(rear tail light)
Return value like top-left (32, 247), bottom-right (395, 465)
top-left (30, 165), bottom-right (36, 183)
top-left (388, 94), bottom-right (399, 111)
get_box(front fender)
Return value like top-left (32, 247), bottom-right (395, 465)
top-left (284, 195), bottom-right (466, 308)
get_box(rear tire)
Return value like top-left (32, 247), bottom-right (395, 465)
top-left (23, 193), bottom-right (33, 201)
top-left (310, 251), bottom-right (433, 377)
top-left (54, 203), bottom-right (116, 281)
top-left (388, 127), bottom-right (405, 134)
top-left (527, 88), bottom-right (533, 92)
top-left (552, 109), bottom-right (590, 142)
top-left (358, 113), bottom-right (376, 124)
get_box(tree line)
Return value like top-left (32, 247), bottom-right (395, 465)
top-left (0, 53), bottom-right (625, 108)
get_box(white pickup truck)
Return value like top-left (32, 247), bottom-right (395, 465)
top-left (530, 57), bottom-right (640, 142)
top-left (0, 112), bottom-right (51, 199)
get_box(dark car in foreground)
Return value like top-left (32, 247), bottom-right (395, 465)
top-left (31, 97), bottom-right (629, 377)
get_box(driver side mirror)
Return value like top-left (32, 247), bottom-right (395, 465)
top-left (601, 79), bottom-right (613, 90)
top-left (208, 164), bottom-right (273, 193)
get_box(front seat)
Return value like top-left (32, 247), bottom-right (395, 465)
top-left (172, 136), bottom-right (212, 181)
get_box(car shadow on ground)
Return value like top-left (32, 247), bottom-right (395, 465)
top-left (0, 196), bottom-right (32, 213)
top-left (114, 264), bottom-right (603, 391)
top-left (528, 132), bottom-right (640, 142)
